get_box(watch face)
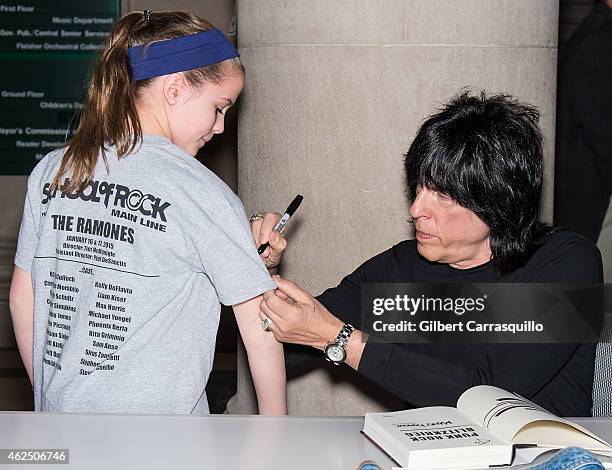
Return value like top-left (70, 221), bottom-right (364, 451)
top-left (325, 344), bottom-right (346, 363)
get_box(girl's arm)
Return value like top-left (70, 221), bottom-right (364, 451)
top-left (233, 294), bottom-right (286, 415)
top-left (9, 266), bottom-right (34, 385)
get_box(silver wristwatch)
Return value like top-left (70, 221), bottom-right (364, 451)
top-left (324, 324), bottom-right (355, 365)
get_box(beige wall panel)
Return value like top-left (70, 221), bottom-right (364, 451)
top-left (238, 0), bottom-right (558, 47)
top-left (238, 0), bottom-right (406, 45)
top-left (404, 0), bottom-right (558, 46)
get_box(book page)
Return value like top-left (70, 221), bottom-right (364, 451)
top-left (456, 385), bottom-right (611, 451)
top-left (516, 421), bottom-right (612, 455)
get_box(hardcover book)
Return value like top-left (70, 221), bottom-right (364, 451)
top-left (362, 385), bottom-right (612, 469)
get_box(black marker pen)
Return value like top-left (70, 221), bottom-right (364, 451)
top-left (258, 195), bottom-right (303, 255)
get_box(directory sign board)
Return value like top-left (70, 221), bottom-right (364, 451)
top-left (0, 0), bottom-right (119, 175)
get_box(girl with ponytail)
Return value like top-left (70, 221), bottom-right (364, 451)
top-left (10, 11), bottom-right (286, 415)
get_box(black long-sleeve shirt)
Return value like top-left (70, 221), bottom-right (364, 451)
top-left (286, 229), bottom-right (602, 416)
top-left (554, 2), bottom-right (612, 241)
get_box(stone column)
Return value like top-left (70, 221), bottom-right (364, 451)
top-left (231, 0), bottom-right (559, 415)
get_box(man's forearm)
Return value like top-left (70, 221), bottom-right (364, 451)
top-left (303, 312), bottom-right (367, 371)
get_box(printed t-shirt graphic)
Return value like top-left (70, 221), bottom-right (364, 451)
top-left (14, 135), bottom-right (275, 414)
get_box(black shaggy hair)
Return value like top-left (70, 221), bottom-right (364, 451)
top-left (404, 90), bottom-right (553, 273)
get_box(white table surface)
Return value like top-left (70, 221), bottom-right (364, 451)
top-left (0, 413), bottom-right (610, 470)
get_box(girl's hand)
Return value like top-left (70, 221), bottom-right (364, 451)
top-left (250, 212), bottom-right (287, 274)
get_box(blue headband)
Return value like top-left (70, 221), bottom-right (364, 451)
top-left (128, 29), bottom-right (240, 81)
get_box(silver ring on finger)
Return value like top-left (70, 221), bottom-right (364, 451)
top-left (249, 213), bottom-right (265, 223)
top-left (261, 316), bottom-right (273, 332)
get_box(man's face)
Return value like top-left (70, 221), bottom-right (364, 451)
top-left (409, 186), bottom-right (492, 269)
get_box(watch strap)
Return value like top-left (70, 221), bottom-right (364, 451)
top-left (334, 323), bottom-right (354, 348)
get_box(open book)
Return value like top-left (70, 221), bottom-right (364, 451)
top-left (362, 385), bottom-right (612, 469)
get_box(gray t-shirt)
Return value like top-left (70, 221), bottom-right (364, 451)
top-left (15, 135), bottom-right (275, 415)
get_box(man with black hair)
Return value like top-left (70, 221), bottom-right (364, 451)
top-left (254, 91), bottom-right (602, 417)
